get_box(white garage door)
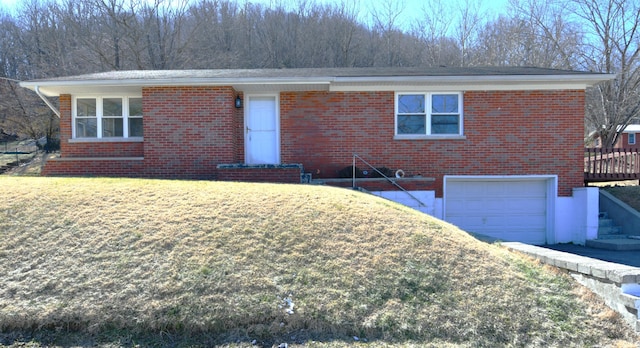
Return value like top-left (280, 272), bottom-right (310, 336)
top-left (445, 178), bottom-right (550, 245)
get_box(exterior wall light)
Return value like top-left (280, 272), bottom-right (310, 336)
top-left (235, 95), bottom-right (242, 108)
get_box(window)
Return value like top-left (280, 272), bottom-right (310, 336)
top-left (629, 133), bottom-right (636, 145)
top-left (75, 98), bottom-right (97, 138)
top-left (128, 98), bottom-right (143, 137)
top-left (102, 98), bottom-right (123, 137)
top-left (396, 93), bottom-right (462, 136)
top-left (73, 96), bottom-right (143, 139)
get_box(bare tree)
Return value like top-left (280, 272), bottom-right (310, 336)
top-left (455, 0), bottom-right (484, 67)
top-left (412, 0), bottom-right (458, 66)
top-left (573, 0), bottom-right (640, 147)
top-left (0, 78), bottom-right (58, 144)
top-left (369, 0), bottom-right (406, 66)
top-left (141, 0), bottom-right (194, 69)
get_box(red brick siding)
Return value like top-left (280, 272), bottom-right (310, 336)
top-left (57, 94), bottom-right (144, 158)
top-left (49, 88), bottom-right (586, 197)
top-left (615, 133), bottom-right (640, 149)
top-left (42, 159), bottom-right (144, 176)
top-left (280, 90), bottom-right (585, 197)
top-left (142, 86), bottom-right (238, 179)
top-left (234, 92), bottom-right (245, 162)
top-left (59, 94), bottom-right (71, 151)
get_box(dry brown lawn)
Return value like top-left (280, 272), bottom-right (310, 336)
top-left (600, 184), bottom-right (640, 212)
top-left (0, 177), bottom-right (637, 347)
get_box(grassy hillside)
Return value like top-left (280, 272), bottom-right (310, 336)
top-left (0, 177), bottom-right (636, 347)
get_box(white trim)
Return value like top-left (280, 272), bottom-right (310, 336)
top-left (443, 175), bottom-right (557, 244)
top-left (244, 94), bottom-right (281, 164)
top-left (330, 74), bottom-right (615, 92)
top-left (394, 135), bottom-right (467, 140)
top-left (68, 137), bottom-right (143, 143)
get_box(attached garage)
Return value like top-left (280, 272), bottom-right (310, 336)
top-left (444, 176), bottom-right (556, 245)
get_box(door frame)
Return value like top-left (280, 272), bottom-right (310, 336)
top-left (244, 94), bottom-right (281, 164)
top-left (443, 175), bottom-right (557, 244)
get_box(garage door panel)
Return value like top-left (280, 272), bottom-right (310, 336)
top-left (503, 215), bottom-right (544, 226)
top-left (445, 179), bottom-right (549, 245)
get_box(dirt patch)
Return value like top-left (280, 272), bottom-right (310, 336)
top-left (2, 152), bottom-right (53, 176)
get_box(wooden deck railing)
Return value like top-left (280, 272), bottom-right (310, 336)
top-left (584, 147), bottom-right (640, 182)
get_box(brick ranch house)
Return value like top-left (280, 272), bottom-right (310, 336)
top-left (612, 125), bottom-right (640, 149)
top-left (589, 124), bottom-right (640, 149)
top-left (21, 67), bottom-right (614, 245)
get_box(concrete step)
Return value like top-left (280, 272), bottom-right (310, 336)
top-left (599, 218), bottom-right (616, 227)
top-left (598, 225), bottom-right (623, 235)
top-left (598, 233), bottom-right (628, 240)
top-left (586, 238), bottom-right (640, 251)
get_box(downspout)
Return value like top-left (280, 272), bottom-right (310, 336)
top-left (34, 86), bottom-right (60, 118)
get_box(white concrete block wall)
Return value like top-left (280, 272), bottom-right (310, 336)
top-left (371, 187), bottom-right (599, 246)
top-left (370, 190), bottom-right (436, 216)
top-left (555, 197), bottom-right (574, 244)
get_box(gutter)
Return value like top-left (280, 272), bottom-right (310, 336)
top-left (22, 73), bottom-right (616, 89)
top-left (34, 86), bottom-right (60, 118)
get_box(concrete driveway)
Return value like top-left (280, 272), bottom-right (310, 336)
top-left (544, 243), bottom-right (640, 267)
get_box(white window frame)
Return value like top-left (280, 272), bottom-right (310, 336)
top-left (72, 95), bottom-right (143, 141)
top-left (394, 92), bottom-right (464, 140)
top-left (629, 133), bottom-right (636, 145)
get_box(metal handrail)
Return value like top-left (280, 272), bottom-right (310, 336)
top-left (352, 153), bottom-right (427, 208)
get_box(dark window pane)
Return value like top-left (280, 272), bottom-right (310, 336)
top-left (129, 98), bottom-right (142, 116)
top-left (77, 98), bottom-right (96, 117)
top-left (398, 94), bottom-right (425, 113)
top-left (102, 118), bottom-right (123, 137)
top-left (76, 118), bottom-right (97, 137)
top-left (103, 98), bottom-right (123, 116)
top-left (431, 114), bottom-right (459, 134)
top-left (397, 115), bottom-right (426, 134)
top-left (432, 94), bottom-right (458, 113)
top-left (129, 118), bottom-right (143, 137)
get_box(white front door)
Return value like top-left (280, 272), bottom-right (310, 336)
top-left (245, 95), bottom-right (279, 164)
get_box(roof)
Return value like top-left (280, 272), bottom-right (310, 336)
top-left (623, 125), bottom-right (640, 133)
top-left (20, 67), bottom-right (616, 97)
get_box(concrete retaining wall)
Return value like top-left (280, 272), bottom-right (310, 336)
top-left (600, 190), bottom-right (640, 237)
top-left (504, 242), bottom-right (640, 332)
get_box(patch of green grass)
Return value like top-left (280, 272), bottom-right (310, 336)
top-left (0, 177), bottom-right (637, 347)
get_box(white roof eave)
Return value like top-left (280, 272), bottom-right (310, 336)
top-left (330, 74), bottom-right (617, 92)
top-left (20, 73), bottom-right (617, 97)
